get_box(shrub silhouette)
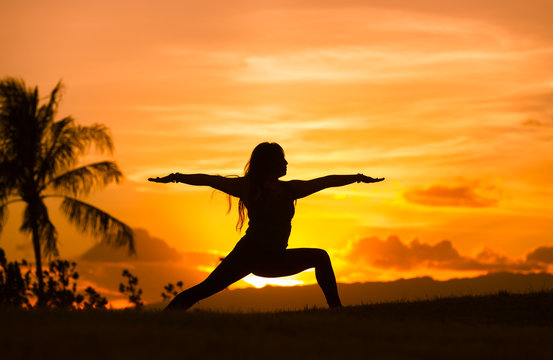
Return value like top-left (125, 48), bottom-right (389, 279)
top-left (119, 269), bottom-right (143, 309)
top-left (39, 259), bottom-right (83, 309)
top-left (161, 281), bottom-right (184, 301)
top-left (82, 286), bottom-right (108, 309)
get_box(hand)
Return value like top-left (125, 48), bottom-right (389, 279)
top-left (148, 174), bottom-right (177, 183)
top-left (359, 175), bottom-right (385, 183)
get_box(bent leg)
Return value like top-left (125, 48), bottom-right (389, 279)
top-left (165, 253), bottom-right (251, 311)
top-left (252, 248), bottom-right (342, 308)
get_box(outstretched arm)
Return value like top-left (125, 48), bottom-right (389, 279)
top-left (148, 173), bottom-right (243, 198)
top-left (288, 174), bottom-right (384, 199)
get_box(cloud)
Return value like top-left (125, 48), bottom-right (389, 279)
top-left (345, 235), bottom-right (543, 272)
top-left (81, 228), bottom-right (185, 262)
top-left (235, 46), bottom-right (531, 84)
top-left (347, 236), bottom-right (460, 270)
top-left (521, 117), bottom-right (553, 128)
top-left (403, 179), bottom-right (500, 207)
top-left (526, 246), bottom-right (553, 264)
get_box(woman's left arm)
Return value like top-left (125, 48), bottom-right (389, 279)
top-left (288, 174), bottom-right (384, 199)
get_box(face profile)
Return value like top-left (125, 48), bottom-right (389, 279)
top-left (279, 157), bottom-right (288, 178)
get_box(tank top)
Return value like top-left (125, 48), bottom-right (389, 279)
top-left (243, 181), bottom-right (296, 251)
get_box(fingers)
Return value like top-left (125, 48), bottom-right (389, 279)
top-left (361, 176), bottom-right (385, 183)
top-left (148, 175), bottom-right (172, 183)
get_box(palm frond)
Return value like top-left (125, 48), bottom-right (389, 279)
top-left (0, 160), bottom-right (18, 196)
top-left (1, 145), bottom-right (33, 195)
top-left (36, 121), bottom-right (116, 187)
top-left (0, 78), bottom-right (30, 129)
top-left (39, 211), bottom-right (59, 259)
top-left (0, 201), bottom-right (8, 234)
top-left (36, 81), bottom-right (62, 128)
top-left (36, 116), bottom-right (76, 184)
top-left (75, 123), bottom-right (114, 155)
top-left (0, 195), bottom-right (23, 234)
top-left (60, 197), bottom-right (134, 254)
top-left (49, 161), bottom-right (123, 196)
top-left (19, 200), bottom-right (59, 258)
top-left (1, 78), bottom-right (47, 182)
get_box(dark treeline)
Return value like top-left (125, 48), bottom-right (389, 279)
top-left (0, 247), bottom-right (178, 310)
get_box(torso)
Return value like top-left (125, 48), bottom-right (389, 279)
top-left (242, 180), bottom-right (296, 251)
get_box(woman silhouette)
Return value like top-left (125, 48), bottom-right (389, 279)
top-left (149, 142), bottom-right (384, 310)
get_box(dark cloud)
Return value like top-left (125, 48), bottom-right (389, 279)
top-left (522, 119), bottom-right (544, 127)
top-left (521, 117), bottom-right (553, 128)
top-left (346, 235), bottom-right (543, 272)
top-left (403, 179), bottom-right (500, 207)
top-left (348, 236), bottom-right (460, 270)
top-left (82, 228), bottom-right (192, 263)
top-left (526, 246), bottom-right (553, 264)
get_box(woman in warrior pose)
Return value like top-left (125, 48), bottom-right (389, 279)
top-left (149, 142), bottom-right (384, 310)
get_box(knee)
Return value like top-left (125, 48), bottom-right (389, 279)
top-left (313, 249), bottom-right (331, 266)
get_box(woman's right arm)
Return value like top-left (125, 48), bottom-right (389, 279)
top-left (148, 173), bottom-right (243, 198)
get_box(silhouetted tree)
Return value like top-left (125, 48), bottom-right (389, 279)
top-left (0, 78), bottom-right (134, 306)
top-left (39, 259), bottom-right (83, 309)
top-left (0, 248), bottom-right (32, 308)
top-left (119, 269), bottom-right (143, 309)
top-left (161, 281), bottom-right (183, 301)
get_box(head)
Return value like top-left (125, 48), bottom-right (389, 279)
top-left (235, 142), bottom-right (287, 232)
top-left (244, 142), bottom-right (287, 180)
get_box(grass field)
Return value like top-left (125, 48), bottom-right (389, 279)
top-left (2, 291), bottom-right (553, 360)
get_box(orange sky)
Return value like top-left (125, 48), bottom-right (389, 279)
top-left (1, 0), bottom-right (553, 302)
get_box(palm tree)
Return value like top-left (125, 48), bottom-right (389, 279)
top-left (0, 78), bottom-right (134, 306)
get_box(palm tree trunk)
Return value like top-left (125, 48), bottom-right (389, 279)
top-left (31, 219), bottom-right (45, 307)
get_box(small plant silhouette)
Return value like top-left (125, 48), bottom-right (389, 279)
top-left (82, 286), bottom-right (108, 309)
top-left (161, 281), bottom-right (183, 301)
top-left (119, 269), bottom-right (143, 309)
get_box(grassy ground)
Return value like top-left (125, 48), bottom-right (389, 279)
top-left (2, 291), bottom-right (553, 360)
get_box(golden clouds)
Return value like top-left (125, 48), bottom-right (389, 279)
top-left (347, 236), bottom-right (461, 271)
top-left (404, 179), bottom-right (500, 208)
top-left (344, 235), bottom-right (546, 273)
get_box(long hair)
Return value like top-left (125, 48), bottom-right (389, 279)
top-left (235, 142), bottom-right (285, 232)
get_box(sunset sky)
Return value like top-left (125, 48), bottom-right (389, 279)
top-left (1, 0), bottom-right (552, 305)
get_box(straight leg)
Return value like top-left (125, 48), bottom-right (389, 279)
top-left (165, 249), bottom-right (252, 311)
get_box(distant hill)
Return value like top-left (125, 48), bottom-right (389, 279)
top-left (149, 272), bottom-right (553, 312)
